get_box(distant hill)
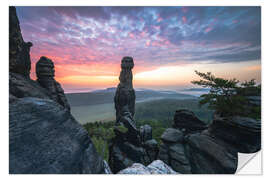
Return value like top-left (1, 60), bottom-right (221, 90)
top-left (182, 88), bottom-right (210, 92)
top-left (66, 88), bottom-right (196, 107)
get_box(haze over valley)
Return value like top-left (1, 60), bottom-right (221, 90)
top-left (66, 88), bottom-right (211, 124)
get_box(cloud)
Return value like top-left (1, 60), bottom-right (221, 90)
top-left (15, 6), bottom-right (261, 81)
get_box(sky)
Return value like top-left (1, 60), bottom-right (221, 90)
top-left (16, 6), bottom-right (261, 92)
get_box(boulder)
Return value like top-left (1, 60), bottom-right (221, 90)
top-left (173, 109), bottom-right (208, 133)
top-left (118, 160), bottom-right (178, 174)
top-left (186, 133), bottom-right (238, 174)
top-left (143, 139), bottom-right (159, 162)
top-left (158, 129), bottom-right (191, 174)
top-left (208, 115), bottom-right (261, 153)
top-left (161, 128), bottom-right (184, 143)
top-left (109, 141), bottom-right (146, 173)
top-left (118, 163), bottom-right (151, 174)
top-left (140, 124), bottom-right (152, 142)
top-left (103, 160), bottom-right (112, 174)
top-left (9, 97), bottom-right (106, 174)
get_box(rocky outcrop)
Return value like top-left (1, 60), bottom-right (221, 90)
top-left (9, 6), bottom-right (32, 78)
top-left (186, 133), bottom-right (237, 174)
top-left (108, 105), bottom-right (146, 173)
top-left (9, 72), bottom-right (52, 100)
top-left (103, 160), bottom-right (112, 174)
top-left (208, 114), bottom-right (261, 153)
top-left (140, 125), bottom-right (159, 162)
top-left (158, 128), bottom-right (191, 174)
top-left (9, 7), bottom-right (107, 174)
top-left (9, 97), bottom-right (106, 174)
top-left (36, 56), bottom-right (71, 111)
top-left (161, 128), bottom-right (184, 143)
top-left (143, 139), bottom-right (159, 163)
top-left (173, 109), bottom-right (208, 134)
top-left (114, 57), bottom-right (136, 123)
top-left (158, 108), bottom-right (260, 174)
top-left (140, 124), bottom-right (152, 142)
top-left (118, 160), bottom-right (177, 174)
top-left (109, 57), bottom-right (158, 173)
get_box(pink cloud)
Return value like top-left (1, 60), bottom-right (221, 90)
top-left (129, 32), bottom-right (135, 39)
top-left (205, 27), bottom-right (213, 33)
top-left (182, 16), bottom-right (187, 24)
top-left (145, 40), bottom-right (150, 46)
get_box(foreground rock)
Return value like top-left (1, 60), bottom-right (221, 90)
top-left (186, 133), bottom-right (238, 174)
top-left (158, 128), bottom-right (191, 174)
top-left (108, 106), bottom-right (148, 173)
top-left (158, 108), bottom-right (260, 174)
top-left (9, 97), bottom-right (106, 174)
top-left (141, 125), bottom-right (159, 162)
top-left (9, 7), bottom-right (107, 174)
top-left (118, 160), bottom-right (177, 174)
top-left (173, 109), bottom-right (208, 134)
top-left (208, 114), bottom-right (261, 153)
top-left (9, 72), bottom-right (52, 100)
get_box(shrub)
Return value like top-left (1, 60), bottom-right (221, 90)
top-left (192, 70), bottom-right (261, 119)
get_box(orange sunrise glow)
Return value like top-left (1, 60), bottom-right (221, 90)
top-left (16, 6), bottom-right (260, 93)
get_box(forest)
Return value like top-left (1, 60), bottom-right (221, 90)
top-left (83, 98), bottom-right (213, 161)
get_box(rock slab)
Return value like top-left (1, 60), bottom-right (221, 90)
top-left (9, 97), bottom-right (106, 174)
top-left (118, 160), bottom-right (178, 174)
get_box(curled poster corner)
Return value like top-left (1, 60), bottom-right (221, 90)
top-left (236, 151), bottom-right (262, 174)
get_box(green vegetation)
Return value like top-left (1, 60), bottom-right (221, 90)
top-left (135, 98), bottom-right (213, 144)
top-left (83, 121), bottom-right (115, 161)
top-left (114, 125), bottom-right (128, 133)
top-left (192, 71), bottom-right (261, 119)
top-left (83, 98), bottom-right (213, 159)
top-left (79, 73), bottom-right (261, 161)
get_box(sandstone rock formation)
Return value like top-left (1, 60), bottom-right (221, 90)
top-left (9, 72), bottom-right (52, 100)
top-left (9, 7), bottom-right (107, 174)
top-left (158, 128), bottom-right (192, 174)
top-left (36, 56), bottom-right (71, 111)
top-left (140, 125), bottom-right (159, 162)
top-left (118, 160), bottom-right (178, 174)
top-left (208, 114), bottom-right (261, 153)
top-left (114, 57), bottom-right (136, 123)
top-left (158, 108), bottom-right (261, 174)
top-left (186, 133), bottom-right (237, 173)
top-left (9, 97), bottom-right (106, 174)
top-left (9, 6), bottom-right (32, 78)
top-left (109, 57), bottom-right (158, 173)
top-left (173, 109), bottom-right (208, 134)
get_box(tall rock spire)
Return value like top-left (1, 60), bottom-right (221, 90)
top-left (114, 56), bottom-right (136, 123)
top-left (109, 57), bottom-right (159, 173)
top-left (36, 56), bottom-right (71, 111)
top-left (9, 6), bottom-right (32, 78)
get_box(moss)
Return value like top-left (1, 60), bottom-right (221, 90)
top-left (114, 125), bottom-right (128, 133)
